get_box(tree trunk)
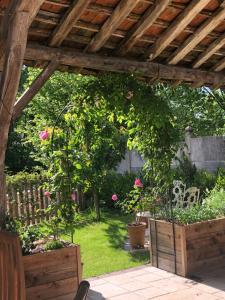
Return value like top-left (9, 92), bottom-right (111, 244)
top-left (93, 189), bottom-right (100, 221)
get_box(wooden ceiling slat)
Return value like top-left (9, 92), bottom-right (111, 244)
top-left (168, 1), bottom-right (225, 65)
top-left (117, 0), bottom-right (170, 55)
top-left (49, 0), bottom-right (91, 47)
top-left (85, 0), bottom-right (140, 53)
top-left (147, 0), bottom-right (211, 60)
top-left (212, 54), bottom-right (225, 71)
top-left (193, 32), bottom-right (225, 68)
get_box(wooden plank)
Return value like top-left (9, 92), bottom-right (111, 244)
top-left (85, 0), bottom-right (140, 53)
top-left (193, 32), bottom-right (225, 68)
top-left (147, 0), bottom-right (211, 60)
top-left (49, 0), bottom-right (92, 47)
top-left (23, 247), bottom-right (78, 271)
top-left (13, 60), bottom-right (58, 120)
top-left (24, 43), bottom-right (225, 88)
top-left (117, 0), bottom-right (170, 55)
top-left (26, 277), bottom-right (78, 300)
top-left (185, 218), bottom-right (225, 239)
top-left (168, 1), bottom-right (225, 65)
top-left (212, 55), bottom-right (225, 71)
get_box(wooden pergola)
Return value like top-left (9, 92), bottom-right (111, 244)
top-left (1, 0), bottom-right (225, 210)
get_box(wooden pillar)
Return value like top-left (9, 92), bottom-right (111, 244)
top-left (0, 12), bottom-right (30, 211)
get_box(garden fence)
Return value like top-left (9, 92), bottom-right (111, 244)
top-left (6, 183), bottom-right (50, 225)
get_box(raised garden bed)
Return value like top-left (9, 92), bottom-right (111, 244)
top-left (149, 218), bottom-right (225, 277)
top-left (23, 245), bottom-right (82, 300)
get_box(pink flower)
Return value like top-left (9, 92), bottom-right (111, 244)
top-left (134, 178), bottom-right (143, 188)
top-left (71, 192), bottom-right (77, 201)
top-left (44, 191), bottom-right (51, 198)
top-left (39, 130), bottom-right (49, 140)
top-left (112, 194), bottom-right (118, 201)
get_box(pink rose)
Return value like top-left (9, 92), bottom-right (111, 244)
top-left (44, 191), bottom-right (51, 198)
top-left (71, 192), bottom-right (77, 201)
top-left (112, 194), bottom-right (118, 201)
top-left (134, 178), bottom-right (143, 188)
top-left (39, 130), bottom-right (49, 140)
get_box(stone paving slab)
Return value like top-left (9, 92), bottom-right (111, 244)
top-left (87, 264), bottom-right (225, 300)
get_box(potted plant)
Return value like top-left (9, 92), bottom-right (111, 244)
top-left (115, 178), bottom-right (152, 249)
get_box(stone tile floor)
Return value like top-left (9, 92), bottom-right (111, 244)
top-left (87, 264), bottom-right (225, 299)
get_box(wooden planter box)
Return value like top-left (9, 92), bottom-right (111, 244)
top-left (23, 246), bottom-right (82, 300)
top-left (149, 218), bottom-right (225, 277)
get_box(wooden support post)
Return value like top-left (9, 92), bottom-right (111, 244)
top-left (13, 60), bottom-right (58, 120)
top-left (0, 0), bottom-right (44, 211)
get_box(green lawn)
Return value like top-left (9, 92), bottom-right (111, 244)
top-left (72, 210), bottom-right (149, 278)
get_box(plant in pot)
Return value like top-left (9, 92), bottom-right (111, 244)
top-left (116, 178), bottom-right (152, 249)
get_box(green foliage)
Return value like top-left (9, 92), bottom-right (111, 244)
top-left (173, 152), bottom-right (217, 194)
top-left (155, 84), bottom-right (225, 137)
top-left (203, 188), bottom-right (225, 214)
top-left (45, 240), bottom-right (63, 251)
top-left (6, 171), bottom-right (43, 187)
top-left (172, 206), bottom-right (219, 225)
top-left (215, 168), bottom-right (225, 190)
top-left (18, 225), bottom-right (42, 255)
top-left (100, 172), bottom-right (136, 208)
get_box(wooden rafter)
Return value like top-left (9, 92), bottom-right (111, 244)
top-left (85, 0), bottom-right (140, 53)
top-left (147, 0), bottom-right (211, 60)
top-left (193, 32), bottom-right (225, 68)
top-left (117, 0), bottom-right (170, 55)
top-left (13, 60), bottom-right (58, 120)
top-left (25, 43), bottom-right (225, 88)
top-left (49, 0), bottom-right (92, 47)
top-left (168, 1), bottom-right (225, 65)
top-left (212, 56), bottom-right (225, 71)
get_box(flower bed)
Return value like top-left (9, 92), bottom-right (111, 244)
top-left (149, 217), bottom-right (225, 277)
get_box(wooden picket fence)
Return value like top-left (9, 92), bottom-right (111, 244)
top-left (6, 183), bottom-right (50, 225)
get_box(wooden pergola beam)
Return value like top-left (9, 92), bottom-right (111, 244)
top-left (85, 0), bottom-right (140, 53)
top-left (168, 1), bottom-right (225, 65)
top-left (24, 43), bottom-right (225, 87)
top-left (13, 60), bottom-right (58, 120)
top-left (147, 0), bottom-right (211, 60)
top-left (117, 0), bottom-right (170, 55)
top-left (193, 32), bottom-right (225, 68)
top-left (49, 0), bottom-right (91, 47)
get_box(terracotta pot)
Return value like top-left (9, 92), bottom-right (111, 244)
top-left (128, 223), bottom-right (146, 249)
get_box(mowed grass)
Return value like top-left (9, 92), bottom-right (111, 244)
top-left (73, 210), bottom-right (149, 278)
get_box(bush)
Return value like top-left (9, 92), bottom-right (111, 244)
top-left (100, 171), bottom-right (137, 209)
top-left (215, 168), bottom-right (225, 190)
top-left (18, 225), bottom-right (42, 255)
top-left (203, 188), bottom-right (225, 214)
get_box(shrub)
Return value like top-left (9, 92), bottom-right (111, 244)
top-left (203, 188), bottom-right (225, 214)
top-left (18, 225), bottom-right (42, 255)
top-left (100, 171), bottom-right (137, 209)
top-left (215, 168), bottom-right (225, 190)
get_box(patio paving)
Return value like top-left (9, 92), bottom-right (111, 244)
top-left (86, 264), bottom-right (225, 300)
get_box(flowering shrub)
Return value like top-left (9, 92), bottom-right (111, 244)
top-left (114, 178), bottom-right (158, 223)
